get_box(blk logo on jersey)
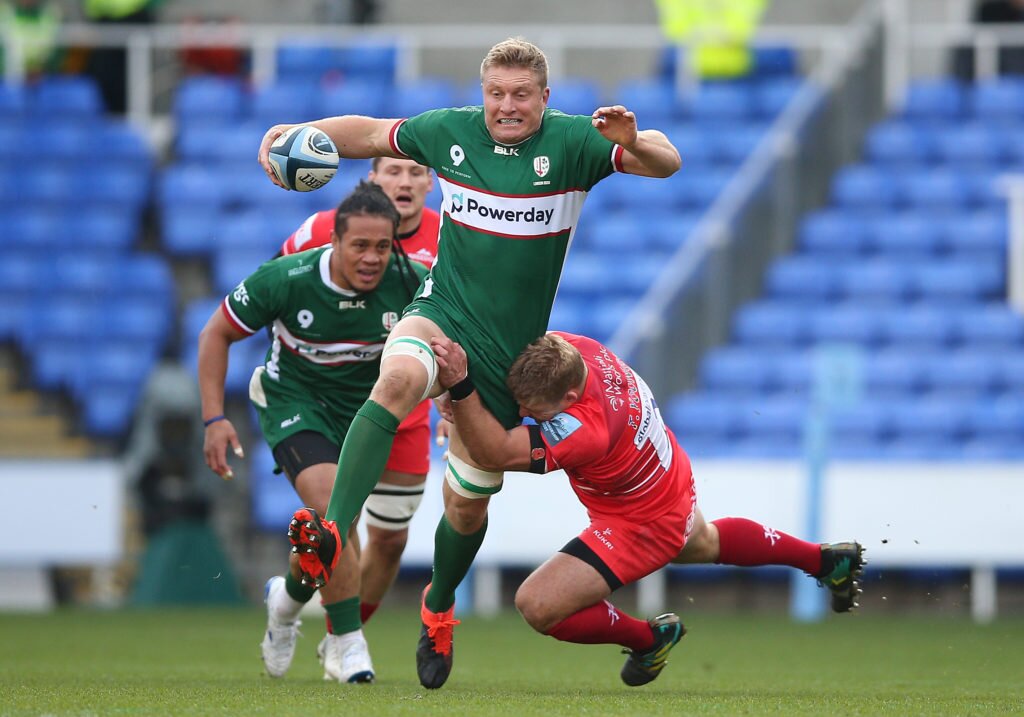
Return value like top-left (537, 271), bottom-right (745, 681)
top-left (533, 156), bottom-right (550, 177)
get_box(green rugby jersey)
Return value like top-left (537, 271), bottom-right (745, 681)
top-left (222, 246), bottom-right (427, 416)
top-left (389, 107), bottom-right (621, 361)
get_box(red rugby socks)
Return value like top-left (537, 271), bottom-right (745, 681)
top-left (546, 600), bottom-right (654, 652)
top-left (712, 517), bottom-right (822, 575)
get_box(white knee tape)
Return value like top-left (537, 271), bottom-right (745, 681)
top-left (381, 336), bottom-right (438, 401)
top-left (445, 453), bottom-right (503, 500)
top-left (363, 481), bottom-right (426, 530)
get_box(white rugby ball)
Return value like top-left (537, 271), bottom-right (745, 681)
top-left (268, 125), bottom-right (339, 192)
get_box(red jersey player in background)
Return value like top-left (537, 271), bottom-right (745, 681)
top-left (430, 332), bottom-right (865, 687)
top-left (280, 157), bottom-right (440, 626)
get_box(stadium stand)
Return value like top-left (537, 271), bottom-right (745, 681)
top-left (666, 76), bottom-right (1024, 461)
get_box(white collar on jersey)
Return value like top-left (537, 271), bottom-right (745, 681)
top-left (319, 247), bottom-right (359, 297)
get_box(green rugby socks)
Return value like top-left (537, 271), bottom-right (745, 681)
top-left (425, 515), bottom-right (488, 613)
top-left (325, 400), bottom-right (400, 541)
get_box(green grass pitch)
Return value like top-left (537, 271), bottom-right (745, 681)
top-left (1, 608), bottom-right (1022, 716)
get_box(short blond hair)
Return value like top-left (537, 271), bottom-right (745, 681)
top-left (506, 334), bottom-right (585, 407)
top-left (480, 37), bottom-right (548, 89)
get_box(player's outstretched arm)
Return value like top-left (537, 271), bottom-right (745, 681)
top-left (197, 309), bottom-right (249, 479)
top-left (258, 116), bottom-right (405, 188)
top-left (592, 105), bottom-right (681, 178)
top-left (430, 337), bottom-right (533, 472)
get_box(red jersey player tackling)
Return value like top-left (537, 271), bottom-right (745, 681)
top-left (430, 331), bottom-right (865, 687)
top-left (276, 158), bottom-right (440, 628)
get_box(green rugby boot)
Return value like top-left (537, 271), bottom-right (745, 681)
top-left (620, 613), bottom-right (685, 687)
top-left (816, 542), bottom-right (866, 613)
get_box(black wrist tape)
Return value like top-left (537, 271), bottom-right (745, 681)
top-left (449, 375), bottom-right (476, 401)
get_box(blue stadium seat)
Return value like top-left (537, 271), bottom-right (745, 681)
top-left (807, 305), bottom-right (881, 345)
top-left (251, 82), bottom-right (320, 125)
top-left (84, 164), bottom-right (151, 211)
top-left (864, 121), bottom-right (933, 165)
top-left (734, 398), bottom-right (805, 443)
top-left (830, 404), bottom-right (890, 445)
top-left (119, 254), bottom-right (175, 299)
top-left (765, 256), bottom-right (838, 300)
top-left (700, 348), bottom-right (773, 394)
top-left (30, 76), bottom-right (103, 117)
top-left (214, 209), bottom-right (279, 253)
top-left (665, 392), bottom-right (740, 440)
top-left (771, 350), bottom-right (812, 393)
top-left (212, 248), bottom-right (274, 296)
top-left (176, 122), bottom-right (265, 163)
top-left (752, 77), bottom-right (802, 118)
top-left (899, 168), bottom-right (969, 210)
top-left (799, 210), bottom-right (869, 255)
top-left (870, 212), bottom-right (940, 256)
top-left (887, 399), bottom-right (967, 442)
top-left (966, 397), bottom-right (1024, 443)
top-left (388, 78), bottom-right (457, 117)
top-left (586, 298), bottom-right (635, 341)
top-left (921, 351), bottom-right (1000, 397)
top-left (710, 122), bottom-right (765, 164)
top-left (69, 342), bottom-right (157, 402)
top-left (80, 383), bottom-right (143, 437)
top-left (98, 298), bottom-right (173, 346)
top-left (931, 124), bottom-right (1005, 167)
top-left (0, 252), bottom-right (43, 294)
top-left (837, 261), bottom-right (911, 302)
top-left (20, 299), bottom-right (101, 345)
top-left (32, 121), bottom-right (92, 162)
top-left (21, 167), bottom-right (79, 205)
top-left (955, 305), bottom-right (1024, 347)
top-left (337, 40), bottom-right (397, 83)
top-left (900, 79), bottom-right (966, 120)
top-left (159, 164), bottom-right (229, 211)
top-left (687, 83), bottom-right (753, 123)
top-left (585, 215), bottom-right (645, 252)
top-left (971, 78), bottom-right (1024, 121)
top-left (319, 80), bottom-right (391, 118)
top-left (941, 211), bottom-right (1006, 255)
top-left (617, 256), bottom-right (666, 297)
top-left (0, 83), bottom-right (26, 117)
top-left (548, 296), bottom-right (591, 336)
top-left (752, 46), bottom-right (798, 77)
top-left (173, 77), bottom-right (247, 126)
top-left (614, 80), bottom-right (681, 126)
top-left (999, 352), bottom-right (1024, 392)
top-left (160, 205), bottom-right (223, 257)
top-left (668, 166), bottom-right (733, 208)
top-left (181, 297), bottom-right (223, 350)
top-left (879, 306), bottom-right (955, 348)
top-left (276, 43), bottom-right (342, 81)
top-left (250, 444), bottom-right (302, 532)
top-left (558, 253), bottom-right (610, 299)
top-left (732, 301), bottom-right (808, 346)
top-left (662, 124), bottom-right (718, 164)
top-left (29, 338), bottom-right (80, 390)
top-left (97, 121), bottom-right (153, 165)
top-left (961, 168), bottom-right (1003, 209)
top-left (550, 78), bottom-right (602, 116)
top-left (78, 208), bottom-right (138, 251)
top-left (832, 165), bottom-right (898, 209)
top-left (864, 351), bottom-right (925, 396)
top-left (51, 254), bottom-right (114, 295)
top-left (5, 208), bottom-right (63, 250)
top-left (645, 212), bottom-right (701, 252)
top-left (911, 260), bottom-right (1002, 302)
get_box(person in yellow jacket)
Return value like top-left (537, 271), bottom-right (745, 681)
top-left (0, 0), bottom-right (62, 77)
top-left (82, 0), bottom-right (161, 113)
top-left (655, 0), bottom-right (767, 80)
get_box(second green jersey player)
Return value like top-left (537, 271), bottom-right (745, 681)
top-left (257, 37), bottom-right (682, 690)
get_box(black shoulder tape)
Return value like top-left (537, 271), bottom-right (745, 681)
top-left (527, 424), bottom-right (547, 474)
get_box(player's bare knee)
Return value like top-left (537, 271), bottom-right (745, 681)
top-left (513, 584), bottom-right (552, 634)
top-left (367, 528), bottom-right (408, 562)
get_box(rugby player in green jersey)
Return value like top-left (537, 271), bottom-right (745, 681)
top-left (198, 182), bottom-right (427, 684)
top-left (257, 37), bottom-right (681, 689)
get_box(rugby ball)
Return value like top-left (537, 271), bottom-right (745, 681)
top-left (268, 125), bottom-right (339, 192)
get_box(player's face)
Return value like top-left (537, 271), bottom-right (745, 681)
top-left (481, 66), bottom-right (550, 145)
top-left (330, 215), bottom-right (394, 292)
top-left (369, 158), bottom-right (433, 225)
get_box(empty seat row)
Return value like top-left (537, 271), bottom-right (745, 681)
top-left (734, 301), bottom-right (1024, 348)
top-left (698, 346), bottom-right (1024, 396)
top-left (764, 257), bottom-right (1004, 302)
top-left (901, 77), bottom-right (1024, 121)
top-left (831, 164), bottom-right (1007, 209)
top-left (799, 209), bottom-right (1005, 256)
top-left (0, 76), bottom-right (105, 118)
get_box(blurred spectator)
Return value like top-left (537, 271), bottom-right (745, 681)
top-left (81, 0), bottom-right (161, 113)
top-left (952, 0), bottom-right (1024, 81)
top-left (179, 15), bottom-right (246, 77)
top-left (0, 0), bottom-right (63, 77)
top-left (655, 0), bottom-right (767, 81)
